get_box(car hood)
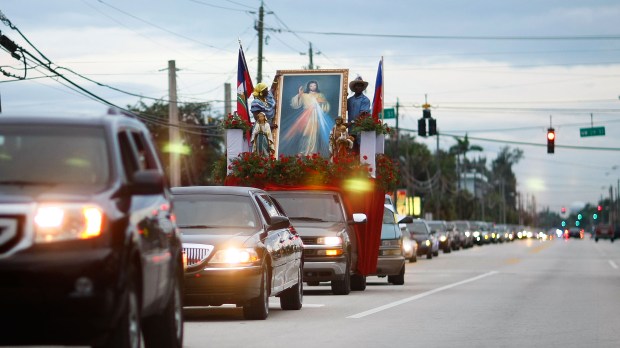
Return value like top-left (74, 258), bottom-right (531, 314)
top-left (289, 220), bottom-right (346, 237)
top-left (180, 229), bottom-right (257, 248)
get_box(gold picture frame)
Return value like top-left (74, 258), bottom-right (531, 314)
top-left (272, 69), bottom-right (349, 158)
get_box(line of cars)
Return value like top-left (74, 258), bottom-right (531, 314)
top-left (172, 186), bottom-right (412, 321)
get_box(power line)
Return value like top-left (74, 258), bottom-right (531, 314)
top-left (276, 29), bottom-right (620, 41)
top-left (404, 129), bottom-right (620, 151)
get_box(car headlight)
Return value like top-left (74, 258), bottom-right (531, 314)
top-left (209, 248), bottom-right (259, 265)
top-left (464, 231), bottom-right (471, 237)
top-left (34, 204), bottom-right (104, 243)
top-left (425, 240), bottom-right (431, 247)
top-left (473, 231), bottom-right (480, 238)
top-left (439, 235), bottom-right (447, 242)
top-left (317, 236), bottom-right (342, 246)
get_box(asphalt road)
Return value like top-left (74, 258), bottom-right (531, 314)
top-left (183, 237), bottom-right (620, 348)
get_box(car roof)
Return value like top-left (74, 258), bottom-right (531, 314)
top-left (171, 185), bottom-right (265, 196)
top-left (0, 113), bottom-right (149, 131)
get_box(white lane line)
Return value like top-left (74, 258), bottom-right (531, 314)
top-left (347, 271), bottom-right (498, 319)
top-left (609, 260), bottom-right (618, 269)
top-left (302, 304), bottom-right (325, 308)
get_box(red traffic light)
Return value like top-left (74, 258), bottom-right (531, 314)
top-left (597, 205), bottom-right (602, 211)
top-left (561, 207), bottom-right (566, 213)
top-left (547, 128), bottom-right (555, 154)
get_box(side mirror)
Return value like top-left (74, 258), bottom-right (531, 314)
top-left (132, 169), bottom-right (164, 195)
top-left (351, 213), bottom-right (367, 224)
top-left (268, 215), bottom-right (290, 231)
top-left (398, 216), bottom-right (413, 224)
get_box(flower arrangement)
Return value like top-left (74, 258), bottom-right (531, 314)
top-left (219, 152), bottom-right (384, 188)
top-left (375, 154), bottom-right (399, 191)
top-left (350, 112), bottom-right (391, 135)
top-left (220, 111), bottom-right (252, 133)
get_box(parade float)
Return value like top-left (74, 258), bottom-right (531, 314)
top-left (218, 50), bottom-right (398, 275)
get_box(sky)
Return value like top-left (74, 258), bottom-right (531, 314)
top-left (1, 0), bottom-right (619, 215)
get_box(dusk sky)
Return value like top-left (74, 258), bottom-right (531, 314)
top-left (1, 0), bottom-right (619, 213)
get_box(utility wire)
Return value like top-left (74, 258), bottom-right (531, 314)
top-left (276, 29), bottom-right (620, 41)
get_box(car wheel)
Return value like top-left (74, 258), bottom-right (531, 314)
top-left (433, 249), bottom-right (439, 257)
top-left (280, 266), bottom-right (303, 310)
top-left (426, 249), bottom-right (432, 259)
top-left (95, 268), bottom-right (141, 348)
top-left (331, 261), bottom-right (351, 295)
top-left (409, 254), bottom-right (417, 263)
top-left (243, 263), bottom-right (269, 320)
top-left (142, 269), bottom-right (183, 348)
top-left (350, 274), bottom-right (366, 291)
top-left (388, 266), bottom-right (405, 285)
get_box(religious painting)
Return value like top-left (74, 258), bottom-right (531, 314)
top-left (273, 69), bottom-right (348, 158)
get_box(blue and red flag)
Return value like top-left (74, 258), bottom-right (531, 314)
top-left (371, 58), bottom-right (383, 121)
top-left (237, 45), bottom-right (254, 134)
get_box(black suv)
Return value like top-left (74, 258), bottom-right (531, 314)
top-left (0, 114), bottom-right (184, 348)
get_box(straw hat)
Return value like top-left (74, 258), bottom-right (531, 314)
top-left (348, 76), bottom-right (368, 90)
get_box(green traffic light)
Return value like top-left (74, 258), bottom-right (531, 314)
top-left (561, 221), bottom-right (566, 227)
top-left (577, 213), bottom-right (582, 220)
top-left (576, 221), bottom-right (580, 226)
top-left (593, 213), bottom-right (598, 220)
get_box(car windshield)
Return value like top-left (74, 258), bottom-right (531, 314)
top-left (408, 221), bottom-right (429, 234)
top-left (454, 222), bottom-right (469, 231)
top-left (0, 125), bottom-right (109, 191)
top-left (173, 194), bottom-right (260, 231)
top-left (427, 222), bottom-right (445, 232)
top-left (269, 192), bottom-right (345, 223)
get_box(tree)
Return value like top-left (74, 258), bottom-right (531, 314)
top-left (127, 100), bottom-right (224, 186)
top-left (488, 147), bottom-right (523, 223)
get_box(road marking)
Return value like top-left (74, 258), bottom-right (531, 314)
top-left (302, 304), bottom-right (325, 308)
top-left (347, 271), bottom-right (498, 319)
top-left (609, 260), bottom-right (618, 269)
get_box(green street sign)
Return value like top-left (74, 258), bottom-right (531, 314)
top-left (580, 126), bottom-right (605, 137)
top-left (382, 108), bottom-right (395, 119)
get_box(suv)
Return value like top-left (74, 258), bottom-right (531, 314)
top-left (594, 224), bottom-right (615, 242)
top-left (269, 190), bottom-right (367, 294)
top-left (0, 114), bottom-right (183, 347)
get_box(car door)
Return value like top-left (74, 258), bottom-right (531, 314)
top-left (254, 193), bottom-right (289, 293)
top-left (118, 129), bottom-right (168, 309)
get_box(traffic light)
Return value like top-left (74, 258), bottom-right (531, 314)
top-left (577, 213), bottom-right (582, 220)
top-left (561, 221), bottom-right (566, 227)
top-left (561, 207), bottom-right (566, 214)
top-left (597, 205), bottom-right (602, 211)
top-left (417, 118), bottom-right (426, 137)
top-left (547, 127), bottom-right (555, 154)
top-left (423, 108), bottom-right (431, 119)
top-left (593, 213), bottom-right (598, 220)
top-left (428, 118), bottom-right (437, 136)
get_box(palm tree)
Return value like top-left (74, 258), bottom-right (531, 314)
top-left (449, 134), bottom-right (483, 190)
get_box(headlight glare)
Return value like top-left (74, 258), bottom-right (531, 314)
top-left (317, 236), bottom-right (342, 246)
top-left (35, 204), bottom-right (104, 243)
top-left (210, 248), bottom-right (259, 264)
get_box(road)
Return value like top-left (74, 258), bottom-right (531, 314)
top-left (183, 237), bottom-right (620, 348)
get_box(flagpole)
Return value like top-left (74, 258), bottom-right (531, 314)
top-left (380, 56), bottom-right (384, 122)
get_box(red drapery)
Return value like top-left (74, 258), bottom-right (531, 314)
top-left (228, 180), bottom-right (385, 276)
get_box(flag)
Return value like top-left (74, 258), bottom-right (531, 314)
top-left (371, 58), bottom-right (383, 121)
top-left (237, 45), bottom-right (254, 139)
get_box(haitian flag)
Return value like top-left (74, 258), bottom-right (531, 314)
top-left (371, 58), bottom-right (383, 121)
top-left (237, 46), bottom-right (254, 134)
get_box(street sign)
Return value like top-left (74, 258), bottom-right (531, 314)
top-left (580, 126), bottom-right (605, 137)
top-left (382, 108), bottom-right (395, 119)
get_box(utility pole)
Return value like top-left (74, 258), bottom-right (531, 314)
top-left (301, 42), bottom-right (320, 70)
top-left (168, 60), bottom-right (180, 187)
top-left (224, 82), bottom-right (231, 116)
top-left (393, 98), bottom-right (400, 209)
top-left (255, 0), bottom-right (264, 83)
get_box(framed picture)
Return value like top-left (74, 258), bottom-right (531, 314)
top-left (273, 69), bottom-right (349, 158)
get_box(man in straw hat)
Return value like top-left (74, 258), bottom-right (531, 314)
top-left (347, 75), bottom-right (371, 152)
